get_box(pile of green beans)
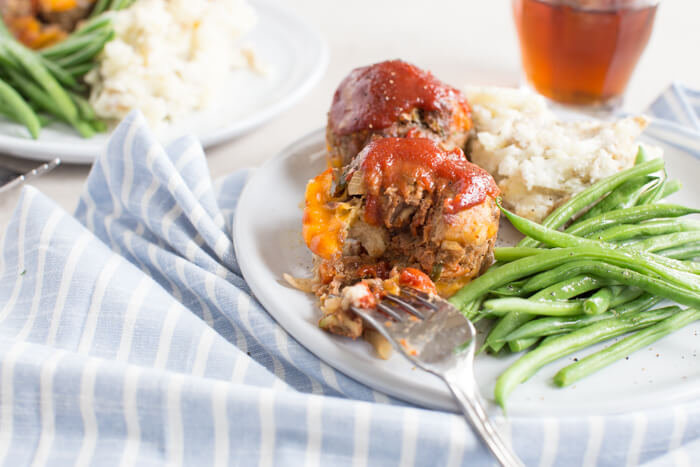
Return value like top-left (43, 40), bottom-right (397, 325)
top-left (447, 149), bottom-right (700, 409)
top-left (0, 3), bottom-right (128, 138)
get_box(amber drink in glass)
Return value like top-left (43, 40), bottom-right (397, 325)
top-left (512, 0), bottom-right (659, 109)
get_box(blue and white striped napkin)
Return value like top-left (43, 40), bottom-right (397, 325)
top-left (648, 82), bottom-right (700, 132)
top-left (0, 84), bottom-right (699, 466)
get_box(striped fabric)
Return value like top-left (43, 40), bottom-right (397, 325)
top-left (648, 82), bottom-right (700, 132)
top-left (0, 86), bottom-right (698, 466)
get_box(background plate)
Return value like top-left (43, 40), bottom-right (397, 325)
top-left (234, 120), bottom-right (700, 416)
top-left (0, 0), bottom-right (328, 164)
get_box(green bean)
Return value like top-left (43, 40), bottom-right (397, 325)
top-left (520, 260), bottom-right (700, 307)
top-left (0, 55), bottom-right (14, 71)
top-left (554, 307), bottom-right (697, 387)
top-left (489, 284), bottom-right (527, 297)
top-left (0, 47), bottom-right (20, 76)
top-left (583, 287), bottom-right (615, 315)
top-left (484, 286), bottom-right (643, 318)
top-left (533, 275), bottom-right (609, 301)
top-left (89, 119), bottom-right (107, 133)
top-left (91, 0), bottom-right (111, 17)
top-left (606, 285), bottom-right (644, 306)
top-left (108, 0), bottom-right (125, 10)
top-left (564, 204), bottom-right (698, 238)
top-left (69, 119), bottom-right (96, 137)
top-left (0, 40), bottom-right (17, 68)
top-left (499, 204), bottom-right (700, 280)
top-left (41, 30), bottom-right (111, 60)
top-left (494, 247), bottom-right (541, 262)
top-left (450, 245), bottom-right (699, 312)
top-left (623, 231), bottom-right (700, 253)
top-left (490, 285), bottom-right (642, 352)
top-left (492, 247), bottom-right (540, 262)
top-left (0, 97), bottom-right (23, 124)
top-left (70, 92), bottom-right (97, 120)
top-left (610, 293), bottom-right (664, 314)
top-left (587, 219), bottom-right (700, 242)
top-left (68, 119), bottom-right (95, 138)
top-left (452, 248), bottom-right (589, 310)
top-left (0, 98), bottom-right (12, 116)
top-left (636, 173), bottom-right (667, 205)
top-left (494, 243), bottom-right (700, 270)
top-left (0, 17), bottom-right (11, 38)
top-left (578, 176), bottom-right (655, 222)
top-left (37, 114), bottom-right (55, 127)
top-left (539, 334), bottom-right (560, 346)
top-left (39, 56), bottom-right (81, 91)
top-left (503, 294), bottom-right (663, 341)
top-left (517, 158), bottom-right (664, 248)
top-left (482, 312), bottom-right (530, 353)
top-left (634, 146), bottom-right (649, 165)
top-left (508, 338), bottom-right (538, 353)
top-left (583, 285), bottom-right (644, 315)
top-left (659, 180), bottom-right (682, 200)
top-left (4, 68), bottom-right (59, 112)
top-left (658, 244), bottom-right (700, 261)
top-left (483, 297), bottom-right (585, 317)
top-left (5, 70), bottom-right (94, 138)
top-left (462, 297), bottom-right (484, 321)
top-left (0, 77), bottom-right (40, 138)
top-left (494, 306), bottom-right (679, 408)
top-left (55, 30), bottom-right (115, 68)
top-left (65, 61), bottom-right (97, 78)
top-left (482, 275), bottom-right (607, 351)
top-left (72, 16), bottom-right (112, 37)
top-left (2, 40), bottom-right (77, 121)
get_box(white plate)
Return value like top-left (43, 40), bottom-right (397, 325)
top-left (0, 0), bottom-right (328, 164)
top-left (234, 120), bottom-right (700, 416)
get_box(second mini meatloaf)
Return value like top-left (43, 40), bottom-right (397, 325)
top-left (326, 60), bottom-right (473, 168)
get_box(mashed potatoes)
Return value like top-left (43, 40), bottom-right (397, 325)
top-left (466, 86), bottom-right (659, 222)
top-left (86, 0), bottom-right (257, 127)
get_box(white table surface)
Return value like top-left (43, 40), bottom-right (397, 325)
top-left (1, 0), bottom-right (699, 226)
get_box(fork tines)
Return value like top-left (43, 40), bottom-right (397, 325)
top-left (400, 288), bottom-right (438, 310)
top-left (352, 287), bottom-right (438, 327)
top-left (383, 294), bottom-right (425, 320)
top-left (376, 302), bottom-right (407, 321)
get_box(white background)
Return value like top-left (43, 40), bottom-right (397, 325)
top-left (1, 0), bottom-right (699, 223)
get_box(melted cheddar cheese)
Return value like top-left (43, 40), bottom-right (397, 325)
top-left (436, 275), bottom-right (475, 298)
top-left (302, 169), bottom-right (355, 260)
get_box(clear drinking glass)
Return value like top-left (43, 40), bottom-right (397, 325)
top-left (512, 0), bottom-right (660, 111)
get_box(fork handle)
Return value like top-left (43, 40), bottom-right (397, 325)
top-left (444, 376), bottom-right (524, 467)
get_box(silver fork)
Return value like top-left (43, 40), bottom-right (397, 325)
top-left (0, 158), bottom-right (61, 195)
top-left (351, 289), bottom-right (523, 467)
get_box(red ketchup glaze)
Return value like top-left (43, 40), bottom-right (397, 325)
top-left (328, 60), bottom-right (470, 136)
top-left (356, 138), bottom-right (499, 225)
top-left (399, 268), bottom-right (438, 295)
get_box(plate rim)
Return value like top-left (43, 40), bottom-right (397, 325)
top-left (234, 117), bottom-right (700, 417)
top-left (0, 0), bottom-right (329, 165)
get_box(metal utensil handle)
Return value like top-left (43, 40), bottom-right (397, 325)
top-left (0, 158), bottom-right (61, 195)
top-left (444, 376), bottom-right (524, 467)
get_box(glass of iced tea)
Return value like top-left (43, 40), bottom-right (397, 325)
top-left (512, 0), bottom-right (659, 110)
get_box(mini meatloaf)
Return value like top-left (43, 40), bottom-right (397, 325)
top-left (1, 0), bottom-right (94, 48)
top-left (326, 60), bottom-right (473, 168)
top-left (299, 137), bottom-right (500, 338)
